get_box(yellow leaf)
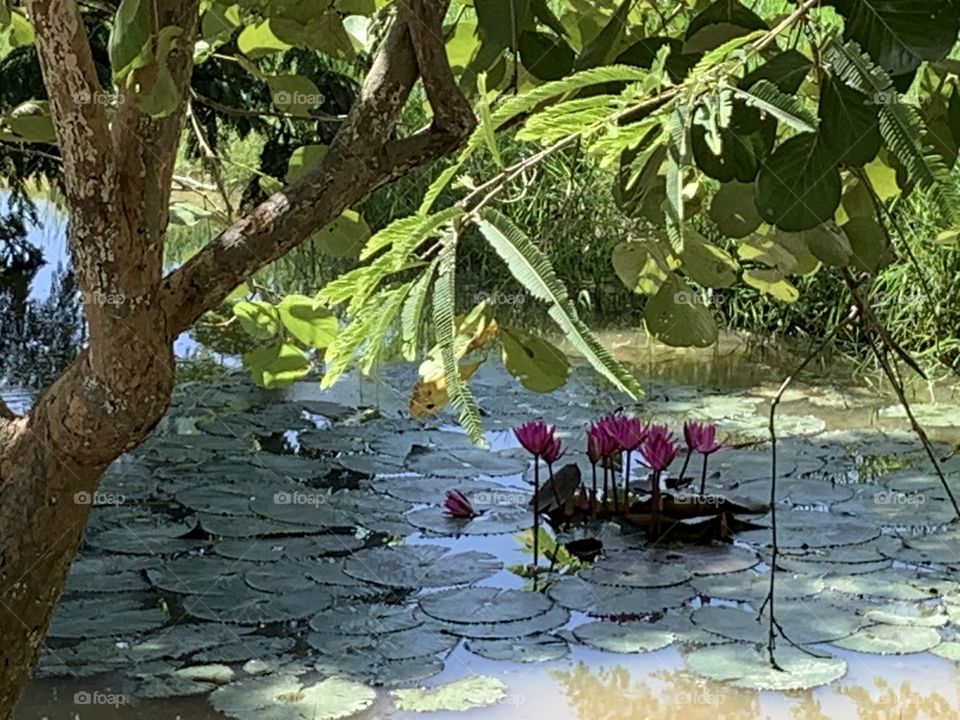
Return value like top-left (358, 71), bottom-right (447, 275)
top-left (409, 362), bottom-right (481, 419)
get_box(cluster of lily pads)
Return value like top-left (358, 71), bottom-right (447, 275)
top-left (30, 365), bottom-right (960, 719)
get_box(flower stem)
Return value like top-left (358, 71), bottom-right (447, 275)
top-left (590, 463), bottom-right (598, 517)
top-left (699, 454), bottom-right (710, 495)
top-left (602, 464), bottom-right (609, 512)
top-left (532, 458), bottom-right (540, 589)
top-left (651, 469), bottom-right (661, 540)
top-left (679, 448), bottom-right (692, 482)
top-left (624, 450), bottom-right (632, 510)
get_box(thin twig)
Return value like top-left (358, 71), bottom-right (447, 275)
top-left (761, 303), bottom-right (860, 668)
top-left (186, 98), bottom-right (235, 220)
top-left (843, 271), bottom-right (960, 519)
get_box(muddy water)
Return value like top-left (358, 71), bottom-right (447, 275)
top-left (11, 332), bottom-right (960, 720)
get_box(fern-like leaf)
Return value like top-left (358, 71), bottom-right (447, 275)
top-left (321, 286), bottom-right (398, 388)
top-left (733, 79), bottom-right (816, 132)
top-left (400, 258), bottom-right (438, 362)
top-left (664, 108), bottom-right (686, 253)
top-left (517, 95), bottom-right (625, 145)
top-left (433, 237), bottom-right (484, 441)
top-left (360, 207), bottom-right (463, 261)
top-left (476, 208), bottom-right (642, 399)
top-left (359, 282), bottom-right (412, 375)
top-left (691, 29), bottom-right (766, 78)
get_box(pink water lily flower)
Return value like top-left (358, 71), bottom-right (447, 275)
top-left (542, 436), bottom-right (564, 465)
top-left (642, 425), bottom-right (679, 472)
top-left (586, 421), bottom-right (619, 464)
top-left (602, 414), bottom-right (646, 452)
top-left (443, 489), bottom-right (477, 518)
top-left (513, 421), bottom-right (557, 458)
top-left (683, 421), bottom-right (722, 454)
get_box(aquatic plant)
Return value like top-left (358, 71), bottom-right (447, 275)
top-left (514, 420), bottom-right (562, 580)
top-left (682, 421), bottom-right (723, 494)
top-left (602, 413), bottom-right (646, 510)
top-left (443, 489), bottom-right (478, 519)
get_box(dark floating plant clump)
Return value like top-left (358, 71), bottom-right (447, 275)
top-left (32, 372), bottom-right (960, 714)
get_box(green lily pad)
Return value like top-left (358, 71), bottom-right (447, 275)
top-left (406, 448), bottom-right (527, 477)
top-left (465, 634), bottom-right (569, 663)
top-left (209, 675), bottom-right (375, 720)
top-left (831, 624), bottom-right (942, 654)
top-left (685, 644), bottom-right (847, 690)
top-left (309, 603), bottom-right (422, 636)
top-left (194, 636), bottom-right (296, 663)
top-left (214, 535), bottom-right (363, 561)
top-left (65, 555), bottom-right (160, 593)
top-left (547, 576), bottom-right (695, 616)
top-left (572, 620), bottom-right (674, 653)
top-left (390, 675), bottom-right (506, 712)
top-left (825, 570), bottom-right (958, 601)
top-left (419, 587), bottom-right (553, 624)
top-left (425, 605), bottom-right (570, 640)
top-left (307, 626), bottom-right (458, 660)
top-left (182, 583), bottom-right (335, 624)
top-left (647, 545), bottom-right (760, 576)
top-left (404, 506), bottom-right (534, 536)
top-left (199, 513), bottom-right (317, 538)
top-left (691, 602), bottom-right (862, 644)
top-left (313, 655), bottom-right (443, 688)
top-left (343, 545), bottom-right (502, 589)
top-left (147, 557), bottom-right (256, 594)
top-left (864, 601), bottom-right (949, 627)
top-left (579, 557), bottom-right (692, 588)
top-left (49, 597), bottom-right (169, 639)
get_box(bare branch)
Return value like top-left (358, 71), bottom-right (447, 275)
top-left (159, 0), bottom-right (475, 335)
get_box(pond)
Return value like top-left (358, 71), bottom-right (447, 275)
top-left (8, 334), bottom-right (960, 720)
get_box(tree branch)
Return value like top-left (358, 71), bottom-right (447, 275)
top-left (159, 0), bottom-right (475, 335)
top-left (0, 398), bottom-right (16, 422)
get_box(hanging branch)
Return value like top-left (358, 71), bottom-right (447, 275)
top-left (842, 269), bottom-right (960, 520)
top-left (759, 303), bottom-right (860, 668)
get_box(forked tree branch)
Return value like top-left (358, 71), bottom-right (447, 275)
top-left (160, 0), bottom-right (475, 334)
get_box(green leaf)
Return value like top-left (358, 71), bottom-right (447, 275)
top-left (519, 31), bottom-right (575, 81)
top-left (400, 259), bottom-right (438, 362)
top-left (611, 236), bottom-right (675, 295)
top-left (242, 342), bottom-right (311, 388)
top-left (134, 26), bottom-right (183, 119)
top-left (109, 0), bottom-right (151, 81)
top-left (709, 181), bottom-right (761, 238)
top-left (277, 295), bottom-right (338, 349)
top-left (3, 100), bottom-right (56, 143)
top-left (664, 108), bottom-right (687, 253)
top-left (285, 144), bottom-right (327, 183)
top-left (320, 289), bottom-right (391, 387)
top-left (818, 75), bottom-right (881, 166)
top-left (499, 326), bottom-right (571, 393)
top-left (755, 133), bottom-right (841, 231)
top-left (315, 210), bottom-right (370, 258)
top-left (831, 0), bottom-right (958, 76)
top-left (680, 230), bottom-right (738, 288)
top-left (433, 239), bottom-right (484, 441)
top-left (477, 209), bottom-right (642, 398)
top-left (800, 222), bottom-right (853, 267)
top-left (733, 79), bottom-right (817, 133)
top-left (237, 20), bottom-right (291, 58)
top-left (575, 0), bottom-right (632, 70)
top-left (168, 201), bottom-right (213, 226)
top-left (391, 676), bottom-right (506, 713)
top-left (360, 207), bottom-right (463, 261)
top-left (741, 49), bottom-right (811, 94)
top-left (359, 282), bottom-right (412, 374)
top-left (233, 300), bottom-right (279, 340)
top-left (742, 268), bottom-right (800, 302)
top-left (266, 75), bottom-right (323, 116)
top-left (643, 274), bottom-right (718, 348)
top-left (475, 0), bottom-right (529, 50)
top-left (842, 217), bottom-right (892, 272)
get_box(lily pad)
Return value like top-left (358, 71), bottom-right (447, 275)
top-left (309, 603), bottom-right (422, 636)
top-left (194, 636), bottom-right (296, 663)
top-left (691, 602), bottom-right (862, 644)
top-left (209, 674), bottom-right (375, 720)
top-left (182, 583), bottom-right (335, 624)
top-left (647, 545), bottom-right (760, 576)
top-left (579, 557), bottom-right (692, 588)
top-left (199, 513), bottom-right (317, 538)
top-left (465, 634), bottom-right (569, 662)
top-left (547, 576), bottom-right (695, 616)
top-left (343, 545), bottom-right (501, 588)
top-left (307, 626), bottom-right (458, 660)
top-left (831, 624), bottom-right (942, 654)
top-left (419, 587), bottom-right (553, 624)
top-left (864, 601), bottom-right (949, 627)
top-left (406, 448), bottom-right (527, 477)
top-left (825, 570), bottom-right (958, 601)
top-left (50, 597), bottom-right (169, 639)
top-left (572, 620), bottom-right (674, 653)
top-left (390, 675), bottom-right (506, 712)
top-left (313, 655), bottom-right (443, 688)
top-left (685, 644), bottom-right (847, 690)
top-left (426, 604), bottom-right (570, 640)
top-left (214, 535), bottom-right (363, 561)
top-left (147, 557), bottom-right (256, 594)
top-left (404, 506), bottom-right (533, 536)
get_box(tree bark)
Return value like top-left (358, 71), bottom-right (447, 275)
top-left (0, 0), bottom-right (474, 715)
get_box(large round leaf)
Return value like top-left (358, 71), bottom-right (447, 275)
top-left (680, 230), bottom-right (739, 288)
top-left (709, 181), bottom-right (762, 238)
top-left (418, 586), bottom-right (553, 624)
top-left (612, 237), bottom-right (675, 295)
top-left (519, 31), bottom-right (574, 80)
top-left (755, 133), bottom-right (841, 231)
top-left (391, 676), bottom-right (506, 712)
top-left (643, 275), bottom-right (718, 348)
top-left (685, 644), bottom-right (847, 690)
top-left (343, 545), bottom-right (502, 588)
top-left (499, 326), bottom-right (571, 393)
top-left (819, 76), bottom-right (881, 167)
top-left (315, 210), bottom-right (370, 258)
top-left (277, 295), bottom-right (338, 349)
